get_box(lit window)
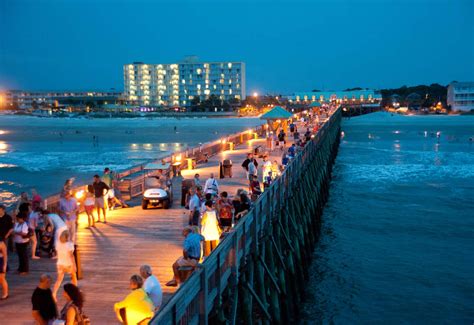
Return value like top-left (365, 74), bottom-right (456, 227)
top-left (197, 68), bottom-right (202, 74)
top-left (229, 79), bottom-right (232, 84)
top-left (182, 79), bottom-right (186, 84)
top-left (197, 84), bottom-right (201, 90)
top-left (229, 89), bottom-right (232, 95)
top-left (213, 85), bottom-right (217, 90)
top-left (228, 63), bottom-right (232, 69)
top-left (204, 89), bottom-right (210, 95)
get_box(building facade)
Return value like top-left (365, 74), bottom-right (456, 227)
top-left (447, 81), bottom-right (474, 112)
top-left (124, 57), bottom-right (246, 107)
top-left (1, 90), bottom-right (122, 110)
top-left (288, 89), bottom-right (382, 104)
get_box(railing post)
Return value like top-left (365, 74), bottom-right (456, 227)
top-left (199, 267), bottom-right (208, 325)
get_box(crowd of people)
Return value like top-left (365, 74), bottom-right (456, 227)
top-left (0, 166), bottom-right (134, 323)
top-left (0, 108), bottom-right (330, 323)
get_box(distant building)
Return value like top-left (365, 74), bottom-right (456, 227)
top-left (447, 81), bottom-right (474, 111)
top-left (287, 89), bottom-right (382, 104)
top-left (123, 56), bottom-right (246, 107)
top-left (1, 90), bottom-right (122, 110)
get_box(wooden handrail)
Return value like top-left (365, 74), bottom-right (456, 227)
top-left (150, 107), bottom-right (341, 324)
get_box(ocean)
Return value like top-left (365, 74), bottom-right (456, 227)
top-left (301, 112), bottom-right (474, 324)
top-left (0, 116), bottom-right (262, 206)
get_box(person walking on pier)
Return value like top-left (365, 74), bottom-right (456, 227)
top-left (204, 173), bottom-right (219, 196)
top-left (139, 265), bottom-right (163, 311)
top-left (31, 274), bottom-right (57, 324)
top-left (166, 227), bottom-right (204, 287)
top-left (58, 283), bottom-right (86, 325)
top-left (52, 230), bottom-right (77, 301)
top-left (59, 192), bottom-right (78, 244)
top-left (13, 212), bottom-right (30, 275)
top-left (216, 192), bottom-right (233, 229)
top-left (0, 239), bottom-right (8, 300)
top-left (188, 187), bottom-right (200, 226)
top-left (84, 185), bottom-right (96, 228)
top-left (201, 200), bottom-right (220, 257)
top-left (92, 174), bottom-right (110, 223)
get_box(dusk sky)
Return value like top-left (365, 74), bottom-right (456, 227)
top-left (1, 0), bottom-right (473, 94)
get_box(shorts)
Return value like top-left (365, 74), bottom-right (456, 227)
top-left (0, 256), bottom-right (4, 274)
top-left (176, 256), bottom-right (198, 267)
top-left (57, 264), bottom-right (74, 274)
top-left (107, 189), bottom-right (115, 199)
top-left (85, 205), bottom-right (94, 214)
top-left (95, 197), bottom-right (105, 208)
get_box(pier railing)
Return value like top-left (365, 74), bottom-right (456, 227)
top-left (35, 124), bottom-right (267, 213)
top-left (150, 107), bottom-right (342, 324)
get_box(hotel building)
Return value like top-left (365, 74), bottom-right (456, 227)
top-left (1, 90), bottom-right (121, 110)
top-left (123, 56), bottom-right (246, 107)
top-left (447, 81), bottom-right (474, 112)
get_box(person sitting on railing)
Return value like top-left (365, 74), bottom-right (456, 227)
top-left (139, 265), bottom-right (163, 311)
top-left (114, 275), bottom-right (154, 325)
top-left (166, 226), bottom-right (204, 287)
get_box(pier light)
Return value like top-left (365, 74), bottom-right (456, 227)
top-left (253, 92), bottom-right (258, 98)
top-left (175, 154), bottom-right (182, 163)
top-left (75, 190), bottom-right (85, 200)
top-left (0, 130), bottom-right (8, 135)
top-left (247, 129), bottom-right (252, 135)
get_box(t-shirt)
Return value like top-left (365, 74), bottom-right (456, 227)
top-left (56, 240), bottom-right (75, 267)
top-left (32, 287), bottom-right (57, 321)
top-left (248, 161), bottom-right (257, 176)
top-left (59, 197), bottom-right (78, 221)
top-left (143, 275), bottom-right (163, 309)
top-left (28, 211), bottom-right (40, 230)
top-left (13, 222), bottom-right (29, 244)
top-left (102, 173), bottom-right (113, 187)
top-left (183, 233), bottom-right (204, 259)
top-left (48, 213), bottom-right (66, 230)
top-left (0, 213), bottom-right (13, 241)
top-left (92, 181), bottom-right (109, 198)
top-left (114, 288), bottom-right (154, 325)
top-left (189, 194), bottom-right (200, 213)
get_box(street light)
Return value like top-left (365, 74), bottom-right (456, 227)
top-left (253, 92), bottom-right (258, 98)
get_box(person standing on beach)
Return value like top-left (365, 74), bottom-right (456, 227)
top-left (59, 191), bottom-right (78, 243)
top-left (92, 175), bottom-right (109, 223)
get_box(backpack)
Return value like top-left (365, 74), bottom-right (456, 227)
top-left (218, 200), bottom-right (233, 220)
top-left (72, 304), bottom-right (91, 325)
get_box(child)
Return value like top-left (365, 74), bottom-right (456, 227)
top-left (84, 185), bottom-right (95, 228)
top-left (263, 171), bottom-right (273, 190)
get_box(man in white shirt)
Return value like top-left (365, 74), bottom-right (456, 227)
top-left (204, 173), bottom-right (219, 195)
top-left (140, 265), bottom-right (163, 311)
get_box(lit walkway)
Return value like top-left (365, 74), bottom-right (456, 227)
top-left (2, 137), bottom-right (291, 324)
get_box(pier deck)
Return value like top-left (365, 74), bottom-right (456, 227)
top-left (2, 138), bottom-right (290, 324)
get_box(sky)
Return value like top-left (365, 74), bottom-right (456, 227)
top-left (0, 0), bottom-right (473, 94)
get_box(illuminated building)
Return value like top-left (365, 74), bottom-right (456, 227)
top-left (124, 56), bottom-right (246, 107)
top-left (447, 81), bottom-right (474, 112)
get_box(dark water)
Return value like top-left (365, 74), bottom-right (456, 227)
top-left (302, 113), bottom-right (474, 324)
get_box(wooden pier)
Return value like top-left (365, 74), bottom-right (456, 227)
top-left (151, 107), bottom-right (342, 324)
top-left (1, 114), bottom-right (323, 324)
